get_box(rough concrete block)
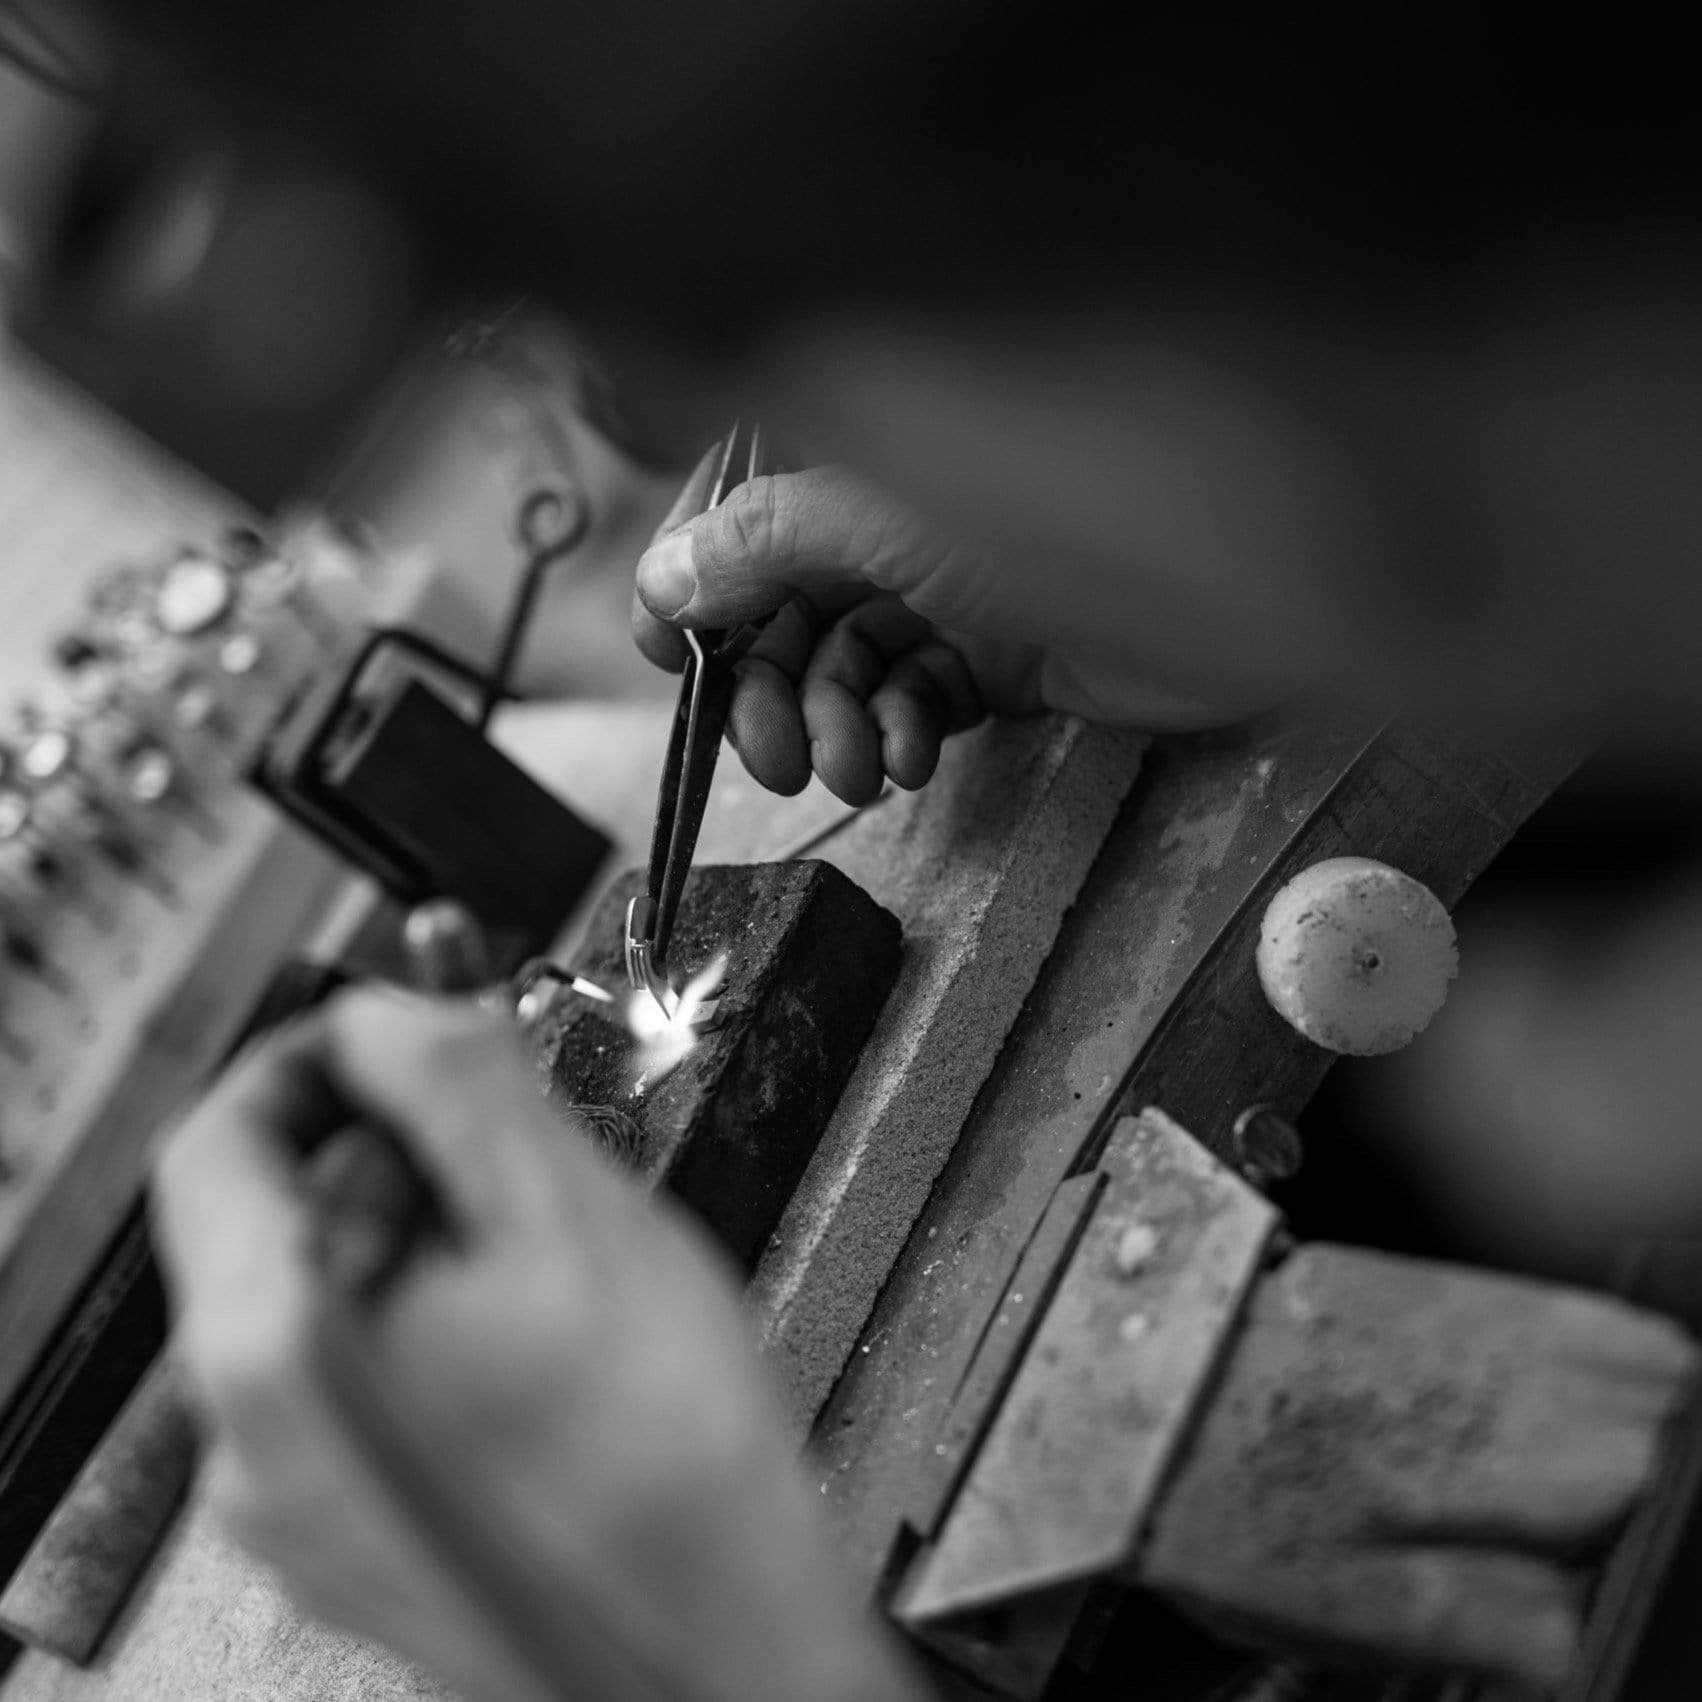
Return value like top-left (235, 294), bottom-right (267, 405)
top-left (534, 859), bottom-right (902, 1270)
top-left (0, 1493), bottom-right (458, 1702)
top-left (748, 714), bottom-right (1147, 1430)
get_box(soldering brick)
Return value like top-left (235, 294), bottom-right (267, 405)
top-left (534, 860), bottom-right (901, 1269)
top-left (750, 715), bottom-right (1146, 1429)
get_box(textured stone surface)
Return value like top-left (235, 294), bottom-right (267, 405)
top-left (0, 1494), bottom-right (454, 1702)
top-left (749, 714), bottom-right (1146, 1429)
top-left (538, 859), bottom-right (902, 1269)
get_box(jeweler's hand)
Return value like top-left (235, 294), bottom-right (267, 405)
top-left (632, 459), bottom-right (1264, 804)
top-left (152, 990), bottom-right (930, 1702)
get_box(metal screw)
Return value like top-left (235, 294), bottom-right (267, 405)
top-left (1231, 1103), bottom-right (1304, 1188)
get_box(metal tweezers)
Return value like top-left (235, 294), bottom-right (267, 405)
top-left (623, 422), bottom-right (769, 1013)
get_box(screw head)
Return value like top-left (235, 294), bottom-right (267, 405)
top-left (1231, 1103), bottom-right (1303, 1186)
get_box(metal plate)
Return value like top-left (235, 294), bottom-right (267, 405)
top-left (897, 1109), bottom-right (1277, 1623)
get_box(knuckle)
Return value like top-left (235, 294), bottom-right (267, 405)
top-left (811, 623), bottom-right (882, 697)
top-left (880, 654), bottom-right (947, 715)
top-left (708, 477), bottom-right (788, 583)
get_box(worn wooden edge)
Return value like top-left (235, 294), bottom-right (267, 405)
top-left (0, 1359), bottom-right (196, 1665)
top-left (1, 799), bottom-right (344, 1423)
top-left (902, 1172), bottom-right (1106, 1543)
top-left (0, 1214), bottom-right (164, 1586)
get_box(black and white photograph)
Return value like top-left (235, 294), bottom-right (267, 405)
top-left (3, 5), bottom-right (1701, 1699)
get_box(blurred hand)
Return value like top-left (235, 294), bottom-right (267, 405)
top-left (633, 459), bottom-right (1262, 804)
top-left (152, 991), bottom-right (927, 1702)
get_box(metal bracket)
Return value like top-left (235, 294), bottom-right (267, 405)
top-left (895, 1107), bottom-right (1278, 1626)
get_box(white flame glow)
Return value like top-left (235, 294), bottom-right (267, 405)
top-left (624, 953), bottom-right (728, 1091)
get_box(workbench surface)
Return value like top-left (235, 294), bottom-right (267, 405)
top-left (1, 691), bottom-right (1578, 1701)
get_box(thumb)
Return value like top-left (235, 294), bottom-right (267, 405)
top-left (635, 465), bottom-right (954, 630)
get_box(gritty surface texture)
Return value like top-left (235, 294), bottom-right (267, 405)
top-left (537, 859), bottom-right (901, 1269)
top-left (897, 1110), bottom-right (1277, 1624)
top-left (1138, 1244), bottom-right (1695, 1685)
top-left (749, 714), bottom-right (1146, 1429)
top-left (0, 1494), bottom-right (454, 1702)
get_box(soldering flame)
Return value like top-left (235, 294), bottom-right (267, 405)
top-left (624, 953), bottom-right (727, 1090)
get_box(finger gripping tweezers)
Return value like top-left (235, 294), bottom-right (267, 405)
top-left (624, 422), bottom-right (770, 1013)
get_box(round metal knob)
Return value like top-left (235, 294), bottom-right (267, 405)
top-left (1256, 856), bottom-right (1458, 1056)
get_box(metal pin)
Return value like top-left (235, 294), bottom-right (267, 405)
top-left (172, 679), bottom-right (227, 739)
top-left (217, 631), bottom-right (265, 679)
top-left (122, 746), bottom-right (177, 807)
top-left (154, 553), bottom-right (237, 639)
top-left (16, 724), bottom-right (169, 867)
top-left (1230, 1104), bottom-right (1304, 1189)
top-left (19, 727), bottom-right (75, 785)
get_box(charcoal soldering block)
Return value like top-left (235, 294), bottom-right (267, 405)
top-left (537, 860), bottom-right (901, 1268)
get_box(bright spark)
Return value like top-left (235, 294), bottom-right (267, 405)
top-left (625, 953), bottom-right (727, 1091)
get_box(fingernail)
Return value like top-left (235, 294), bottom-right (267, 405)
top-left (639, 530), bottom-right (696, 618)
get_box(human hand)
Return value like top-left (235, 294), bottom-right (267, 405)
top-left (633, 459), bottom-right (1261, 805)
top-left (152, 991), bottom-right (928, 1702)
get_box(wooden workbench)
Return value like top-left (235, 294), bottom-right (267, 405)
top-left (0, 694), bottom-right (1577, 1702)
top-left (0, 312), bottom-right (1587, 1702)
